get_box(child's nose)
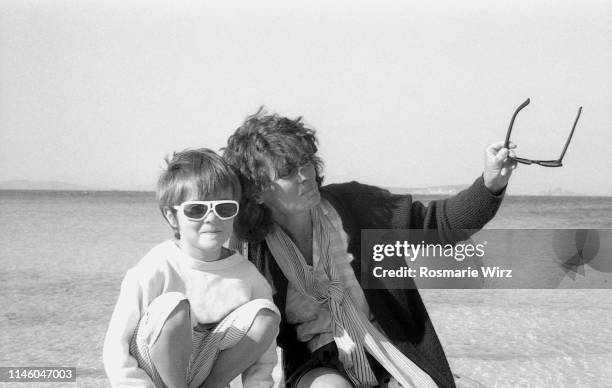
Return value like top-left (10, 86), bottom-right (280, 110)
top-left (202, 208), bottom-right (219, 222)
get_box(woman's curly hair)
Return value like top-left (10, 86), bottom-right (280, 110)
top-left (223, 108), bottom-right (324, 242)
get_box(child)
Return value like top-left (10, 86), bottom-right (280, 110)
top-left (103, 148), bottom-right (280, 388)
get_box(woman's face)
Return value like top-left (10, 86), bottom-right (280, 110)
top-left (260, 160), bottom-right (321, 216)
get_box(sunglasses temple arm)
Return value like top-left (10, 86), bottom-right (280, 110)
top-left (505, 98), bottom-right (531, 148)
top-left (557, 106), bottom-right (582, 161)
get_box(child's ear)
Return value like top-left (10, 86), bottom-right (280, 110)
top-left (163, 207), bottom-right (179, 228)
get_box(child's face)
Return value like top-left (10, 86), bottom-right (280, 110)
top-left (174, 189), bottom-right (236, 260)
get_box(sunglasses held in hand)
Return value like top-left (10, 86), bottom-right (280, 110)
top-left (504, 98), bottom-right (582, 167)
top-left (174, 200), bottom-right (239, 221)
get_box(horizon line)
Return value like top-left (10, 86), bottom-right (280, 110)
top-left (0, 187), bottom-right (609, 198)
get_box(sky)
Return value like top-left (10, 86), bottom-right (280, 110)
top-left (1, 0), bottom-right (611, 195)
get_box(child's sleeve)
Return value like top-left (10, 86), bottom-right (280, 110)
top-left (103, 269), bottom-right (156, 387)
top-left (241, 269), bottom-right (281, 388)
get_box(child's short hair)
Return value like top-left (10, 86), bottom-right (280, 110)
top-left (157, 148), bottom-right (240, 238)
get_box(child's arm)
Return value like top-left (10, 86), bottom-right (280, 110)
top-left (103, 269), bottom-right (156, 387)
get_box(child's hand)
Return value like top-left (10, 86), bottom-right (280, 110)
top-left (483, 141), bottom-right (518, 195)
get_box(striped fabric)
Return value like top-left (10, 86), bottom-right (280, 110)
top-left (129, 319), bottom-right (165, 387)
top-left (283, 200), bottom-right (372, 353)
top-left (130, 298), bottom-right (274, 388)
top-left (265, 204), bottom-right (438, 388)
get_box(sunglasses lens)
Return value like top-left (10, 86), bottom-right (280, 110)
top-left (539, 161), bottom-right (562, 167)
top-left (183, 203), bottom-right (208, 219)
top-left (215, 202), bottom-right (239, 218)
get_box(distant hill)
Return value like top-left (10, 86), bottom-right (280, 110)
top-left (388, 185), bottom-right (587, 196)
top-left (536, 187), bottom-right (584, 196)
top-left (387, 184), bottom-right (468, 195)
top-left (0, 180), bottom-right (98, 191)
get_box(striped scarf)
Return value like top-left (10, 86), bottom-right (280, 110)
top-left (265, 204), bottom-right (438, 388)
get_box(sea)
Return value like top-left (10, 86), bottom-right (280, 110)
top-left (1, 190), bottom-right (611, 387)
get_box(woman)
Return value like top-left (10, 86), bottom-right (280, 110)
top-left (223, 109), bottom-right (516, 388)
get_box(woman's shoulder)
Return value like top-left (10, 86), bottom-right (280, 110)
top-left (321, 181), bottom-right (415, 230)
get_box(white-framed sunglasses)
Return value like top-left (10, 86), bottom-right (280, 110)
top-left (173, 200), bottom-right (239, 221)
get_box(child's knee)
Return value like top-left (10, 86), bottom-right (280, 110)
top-left (256, 308), bottom-right (281, 331)
top-left (136, 293), bottom-right (190, 349)
top-left (150, 298), bottom-right (191, 356)
top-left (146, 293), bottom-right (191, 347)
top-left (167, 298), bottom-right (190, 323)
top-left (248, 309), bottom-right (280, 342)
top-left (148, 292), bottom-right (190, 319)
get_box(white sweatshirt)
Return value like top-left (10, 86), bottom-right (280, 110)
top-left (103, 240), bottom-right (278, 387)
